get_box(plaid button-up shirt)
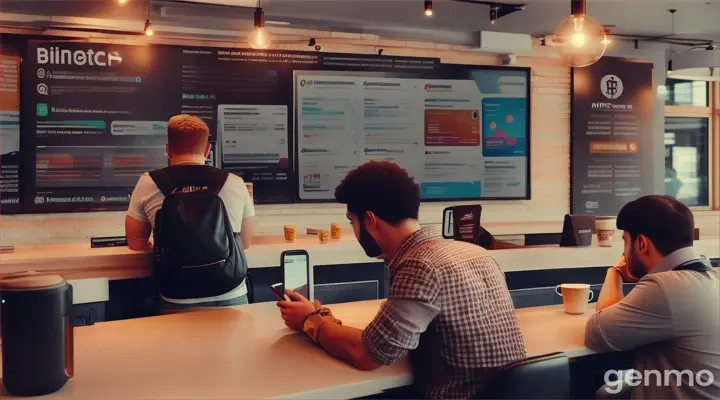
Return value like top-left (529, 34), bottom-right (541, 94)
top-left (362, 227), bottom-right (526, 399)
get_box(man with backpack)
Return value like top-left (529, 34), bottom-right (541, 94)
top-left (125, 114), bottom-right (255, 312)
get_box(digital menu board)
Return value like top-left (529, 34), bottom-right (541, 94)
top-left (21, 42), bottom-right (311, 211)
top-left (295, 66), bottom-right (530, 201)
top-left (5, 35), bottom-right (530, 214)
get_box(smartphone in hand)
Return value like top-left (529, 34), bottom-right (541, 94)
top-left (281, 250), bottom-right (311, 301)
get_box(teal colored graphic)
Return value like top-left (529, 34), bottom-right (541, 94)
top-left (421, 182), bottom-right (481, 199)
top-left (36, 103), bottom-right (48, 117)
top-left (482, 97), bottom-right (527, 157)
top-left (37, 120), bottom-right (106, 129)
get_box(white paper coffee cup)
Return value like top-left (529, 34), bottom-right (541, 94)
top-left (595, 217), bottom-right (616, 247)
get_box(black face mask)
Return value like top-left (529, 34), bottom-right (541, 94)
top-left (358, 219), bottom-right (383, 258)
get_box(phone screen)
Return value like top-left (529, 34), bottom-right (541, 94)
top-left (283, 252), bottom-right (309, 299)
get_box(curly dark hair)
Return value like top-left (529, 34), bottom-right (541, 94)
top-left (334, 161), bottom-right (420, 224)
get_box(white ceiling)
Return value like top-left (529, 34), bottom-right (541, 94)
top-left (1, 0), bottom-right (719, 44)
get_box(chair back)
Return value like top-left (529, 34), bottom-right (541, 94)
top-left (479, 352), bottom-right (570, 399)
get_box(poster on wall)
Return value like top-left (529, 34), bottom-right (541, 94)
top-left (0, 38), bottom-right (22, 213)
top-left (571, 57), bottom-right (654, 216)
top-left (295, 65), bottom-right (530, 201)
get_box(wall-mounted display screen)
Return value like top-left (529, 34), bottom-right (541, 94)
top-left (3, 34), bottom-right (530, 214)
top-left (294, 67), bottom-right (530, 201)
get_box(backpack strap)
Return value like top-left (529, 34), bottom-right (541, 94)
top-left (206, 169), bottom-right (230, 196)
top-left (149, 169), bottom-right (174, 197)
top-left (673, 260), bottom-right (713, 273)
top-left (149, 167), bottom-right (229, 197)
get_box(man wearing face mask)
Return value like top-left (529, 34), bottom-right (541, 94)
top-left (586, 195), bottom-right (719, 399)
top-left (276, 161), bottom-right (526, 399)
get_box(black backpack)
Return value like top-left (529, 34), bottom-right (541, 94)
top-left (149, 165), bottom-right (248, 300)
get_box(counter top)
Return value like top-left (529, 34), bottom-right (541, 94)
top-left (1, 235), bottom-right (718, 281)
top-left (0, 300), bottom-right (595, 399)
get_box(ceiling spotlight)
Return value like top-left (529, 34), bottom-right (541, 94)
top-left (553, 0), bottom-right (607, 67)
top-left (425, 0), bottom-right (433, 17)
top-left (490, 7), bottom-right (498, 24)
top-left (308, 38), bottom-right (316, 47)
top-left (144, 20), bottom-right (154, 36)
top-left (117, 0), bottom-right (128, 4)
top-left (249, 7), bottom-right (272, 49)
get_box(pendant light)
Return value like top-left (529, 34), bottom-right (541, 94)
top-left (669, 45), bottom-right (720, 81)
top-left (425, 1), bottom-right (434, 17)
top-left (248, 1), bottom-right (272, 49)
top-left (667, 11), bottom-right (719, 81)
top-left (553, 0), bottom-right (607, 67)
top-left (144, 20), bottom-right (154, 36)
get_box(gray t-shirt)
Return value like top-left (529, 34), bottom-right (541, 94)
top-left (127, 171), bottom-right (255, 304)
top-left (585, 247), bottom-right (720, 399)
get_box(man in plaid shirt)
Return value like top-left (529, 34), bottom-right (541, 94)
top-left (277, 161), bottom-right (526, 399)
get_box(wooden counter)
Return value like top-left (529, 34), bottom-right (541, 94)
top-left (0, 300), bottom-right (594, 399)
top-left (1, 236), bottom-right (718, 280)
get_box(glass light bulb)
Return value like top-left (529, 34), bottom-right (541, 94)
top-left (572, 32), bottom-right (586, 47)
top-left (573, 15), bottom-right (584, 32)
top-left (249, 27), bottom-right (272, 49)
top-left (553, 13), bottom-right (607, 67)
top-left (425, 9), bottom-right (433, 17)
top-left (145, 28), bottom-right (154, 36)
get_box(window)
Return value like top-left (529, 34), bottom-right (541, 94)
top-left (664, 78), bottom-right (709, 107)
top-left (664, 117), bottom-right (709, 207)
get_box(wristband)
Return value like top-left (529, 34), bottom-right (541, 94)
top-left (302, 307), bottom-right (342, 343)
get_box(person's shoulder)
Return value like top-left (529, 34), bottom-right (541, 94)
top-left (648, 268), bottom-right (718, 298)
top-left (133, 172), bottom-right (159, 192)
top-left (221, 172), bottom-right (249, 194)
top-left (223, 171), bottom-right (246, 186)
top-left (218, 171), bottom-right (251, 202)
top-left (428, 238), bottom-right (496, 266)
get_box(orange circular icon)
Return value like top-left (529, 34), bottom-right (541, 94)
top-left (506, 114), bottom-right (514, 124)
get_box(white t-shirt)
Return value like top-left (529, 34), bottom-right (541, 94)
top-left (127, 171), bottom-right (255, 304)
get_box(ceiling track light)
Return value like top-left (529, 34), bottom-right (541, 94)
top-left (448, 0), bottom-right (526, 23)
top-left (117, 0), bottom-right (128, 5)
top-left (144, 20), bottom-right (154, 36)
top-left (425, 0), bottom-right (434, 17)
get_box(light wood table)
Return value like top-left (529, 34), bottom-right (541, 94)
top-left (0, 300), bottom-right (595, 399)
